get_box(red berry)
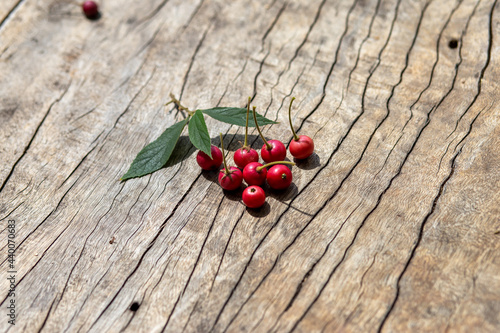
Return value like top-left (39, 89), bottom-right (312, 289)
top-left (261, 140), bottom-right (287, 163)
top-left (234, 147), bottom-right (259, 169)
top-left (251, 105), bottom-right (287, 163)
top-left (267, 164), bottom-right (293, 190)
top-left (235, 97), bottom-right (259, 169)
top-left (242, 186), bottom-right (266, 208)
top-left (218, 167), bottom-right (243, 191)
top-left (243, 162), bottom-right (267, 186)
top-left (289, 135), bottom-right (314, 159)
top-left (217, 133), bottom-right (243, 190)
top-left (196, 146), bottom-right (223, 170)
top-left (82, 1), bottom-right (99, 18)
top-left (287, 97), bottom-right (314, 159)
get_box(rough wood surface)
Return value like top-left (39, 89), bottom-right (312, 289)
top-left (1, 0), bottom-right (499, 332)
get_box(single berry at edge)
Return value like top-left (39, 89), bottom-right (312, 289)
top-left (82, 1), bottom-right (99, 19)
top-left (287, 97), bottom-right (314, 159)
top-left (289, 135), bottom-right (314, 159)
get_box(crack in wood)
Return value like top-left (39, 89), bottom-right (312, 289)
top-left (161, 197), bottom-right (225, 331)
top-left (447, 0), bottom-right (497, 139)
top-left (85, 172), bottom-right (203, 331)
top-left (1, 0), bottom-right (498, 331)
top-left (377, 146), bottom-right (464, 332)
top-left (0, 83), bottom-right (72, 194)
top-left (0, 0), bottom-right (24, 30)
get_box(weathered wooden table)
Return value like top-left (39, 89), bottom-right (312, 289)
top-left (1, 0), bottom-right (499, 332)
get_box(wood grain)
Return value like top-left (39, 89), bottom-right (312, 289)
top-left (0, 0), bottom-right (499, 332)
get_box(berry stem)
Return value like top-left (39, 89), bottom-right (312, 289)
top-left (220, 133), bottom-right (230, 174)
top-left (256, 161), bottom-right (295, 172)
top-left (253, 106), bottom-right (272, 150)
top-left (243, 97), bottom-right (251, 148)
top-left (165, 93), bottom-right (194, 116)
top-left (288, 97), bottom-right (300, 141)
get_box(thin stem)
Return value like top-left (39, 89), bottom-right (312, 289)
top-left (253, 106), bottom-right (272, 150)
top-left (256, 161), bottom-right (295, 172)
top-left (243, 97), bottom-right (251, 148)
top-left (220, 133), bottom-right (230, 174)
top-left (288, 97), bottom-right (299, 141)
top-left (166, 93), bottom-right (194, 115)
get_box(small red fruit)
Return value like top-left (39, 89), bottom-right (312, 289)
top-left (196, 146), bottom-right (223, 170)
top-left (267, 164), bottom-right (293, 190)
top-left (260, 139), bottom-right (286, 163)
top-left (234, 97), bottom-right (259, 168)
top-left (288, 97), bottom-right (314, 159)
top-left (234, 147), bottom-right (259, 169)
top-left (82, 1), bottom-right (99, 18)
top-left (218, 167), bottom-right (243, 191)
top-left (242, 186), bottom-right (266, 209)
top-left (251, 106), bottom-right (287, 163)
top-left (289, 135), bottom-right (314, 159)
top-left (243, 161), bottom-right (295, 186)
top-left (243, 162), bottom-right (267, 186)
top-left (218, 133), bottom-right (243, 191)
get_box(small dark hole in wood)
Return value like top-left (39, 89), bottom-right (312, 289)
top-left (130, 302), bottom-right (140, 312)
top-left (448, 39), bottom-right (458, 49)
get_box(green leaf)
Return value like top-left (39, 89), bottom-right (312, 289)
top-left (201, 107), bottom-right (278, 127)
top-left (188, 110), bottom-right (212, 157)
top-left (121, 118), bottom-right (188, 180)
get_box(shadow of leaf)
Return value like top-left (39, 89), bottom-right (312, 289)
top-left (212, 134), bottom-right (262, 152)
top-left (164, 136), bottom-right (196, 168)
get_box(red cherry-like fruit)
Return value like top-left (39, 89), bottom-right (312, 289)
top-left (261, 140), bottom-right (287, 163)
top-left (243, 161), bottom-right (295, 186)
top-left (287, 97), bottom-right (314, 159)
top-left (243, 162), bottom-right (267, 186)
top-left (217, 133), bottom-right (243, 190)
top-left (234, 147), bottom-right (259, 169)
top-left (289, 135), bottom-right (314, 159)
top-left (82, 1), bottom-right (99, 18)
top-left (242, 186), bottom-right (266, 208)
top-left (218, 167), bottom-right (243, 191)
top-left (235, 97), bottom-right (260, 169)
top-left (251, 105), bottom-right (287, 163)
top-left (196, 146), bottom-right (223, 170)
top-left (267, 164), bottom-right (293, 190)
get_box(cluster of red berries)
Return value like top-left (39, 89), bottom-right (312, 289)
top-left (196, 97), bottom-right (314, 209)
